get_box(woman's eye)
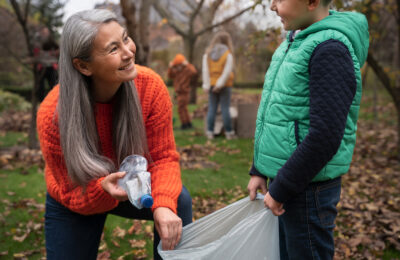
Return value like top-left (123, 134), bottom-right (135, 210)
top-left (123, 36), bottom-right (129, 43)
top-left (110, 46), bottom-right (117, 53)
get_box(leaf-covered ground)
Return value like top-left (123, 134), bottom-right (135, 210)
top-left (0, 89), bottom-right (399, 259)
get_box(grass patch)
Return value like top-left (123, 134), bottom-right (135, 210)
top-left (0, 131), bottom-right (28, 147)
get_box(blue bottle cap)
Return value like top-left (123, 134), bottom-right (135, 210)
top-left (141, 194), bottom-right (154, 208)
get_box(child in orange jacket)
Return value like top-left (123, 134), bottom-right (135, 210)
top-left (168, 54), bottom-right (198, 130)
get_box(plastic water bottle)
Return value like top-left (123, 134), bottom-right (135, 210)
top-left (118, 155), bottom-right (153, 209)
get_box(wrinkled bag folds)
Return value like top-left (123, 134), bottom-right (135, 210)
top-left (158, 194), bottom-right (280, 260)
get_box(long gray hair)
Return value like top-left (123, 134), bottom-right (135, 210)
top-left (58, 9), bottom-right (148, 187)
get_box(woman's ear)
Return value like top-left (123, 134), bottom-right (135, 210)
top-left (72, 58), bottom-right (92, 76)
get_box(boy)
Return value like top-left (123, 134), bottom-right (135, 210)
top-left (168, 54), bottom-right (198, 130)
top-left (247, 0), bottom-right (369, 259)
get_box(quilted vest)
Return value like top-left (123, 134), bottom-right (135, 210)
top-left (254, 10), bottom-right (369, 181)
top-left (208, 50), bottom-right (234, 87)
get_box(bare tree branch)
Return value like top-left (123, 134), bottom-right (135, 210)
top-left (367, 52), bottom-right (393, 94)
top-left (184, 0), bottom-right (196, 10)
top-left (189, 0), bottom-right (205, 28)
top-left (151, 0), bottom-right (187, 36)
top-left (10, 0), bottom-right (25, 25)
top-left (209, 0), bottom-right (224, 21)
top-left (195, 2), bottom-right (259, 37)
top-left (24, 0), bottom-right (31, 24)
top-left (397, 0), bottom-right (400, 22)
top-left (138, 0), bottom-right (151, 65)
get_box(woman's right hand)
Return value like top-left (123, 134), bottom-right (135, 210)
top-left (101, 171), bottom-right (128, 201)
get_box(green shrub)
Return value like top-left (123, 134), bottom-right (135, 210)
top-left (0, 89), bottom-right (31, 113)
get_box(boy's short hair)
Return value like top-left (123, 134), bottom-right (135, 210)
top-left (321, 0), bottom-right (333, 6)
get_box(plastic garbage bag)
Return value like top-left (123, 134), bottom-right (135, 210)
top-left (158, 194), bottom-right (279, 260)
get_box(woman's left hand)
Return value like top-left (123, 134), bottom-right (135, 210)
top-left (101, 171), bottom-right (128, 201)
top-left (153, 207), bottom-right (182, 250)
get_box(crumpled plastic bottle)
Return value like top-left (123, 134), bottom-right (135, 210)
top-left (118, 155), bottom-right (153, 209)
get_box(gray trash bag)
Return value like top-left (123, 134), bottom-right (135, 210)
top-left (158, 194), bottom-right (279, 260)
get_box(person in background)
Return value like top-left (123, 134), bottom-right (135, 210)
top-left (167, 54), bottom-right (198, 130)
top-left (37, 9), bottom-right (192, 260)
top-left (34, 26), bottom-right (59, 102)
top-left (247, 0), bottom-right (369, 259)
top-left (202, 31), bottom-right (236, 140)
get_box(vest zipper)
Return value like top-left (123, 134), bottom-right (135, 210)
top-left (294, 120), bottom-right (300, 145)
top-left (255, 37), bottom-right (294, 164)
top-left (285, 42), bottom-right (292, 53)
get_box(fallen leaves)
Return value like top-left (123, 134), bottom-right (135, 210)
top-left (1, 92), bottom-right (400, 259)
top-left (112, 226), bottom-right (126, 238)
top-left (0, 145), bottom-right (44, 170)
top-left (97, 220), bottom-right (151, 259)
top-left (178, 142), bottom-right (241, 170)
top-left (178, 143), bottom-right (219, 170)
top-left (0, 111), bottom-right (30, 132)
top-left (129, 239), bottom-right (146, 248)
top-left (334, 120), bottom-right (400, 259)
top-left (192, 186), bottom-right (247, 220)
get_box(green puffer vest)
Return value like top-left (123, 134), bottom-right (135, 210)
top-left (254, 10), bottom-right (369, 181)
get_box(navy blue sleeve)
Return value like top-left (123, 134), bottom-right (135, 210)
top-left (249, 160), bottom-right (267, 180)
top-left (268, 39), bottom-right (357, 203)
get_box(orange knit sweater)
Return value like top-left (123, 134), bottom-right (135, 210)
top-left (37, 65), bottom-right (182, 215)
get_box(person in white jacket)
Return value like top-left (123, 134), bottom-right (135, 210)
top-left (202, 31), bottom-right (236, 140)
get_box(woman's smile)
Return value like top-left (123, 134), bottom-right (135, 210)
top-left (119, 62), bottom-right (134, 71)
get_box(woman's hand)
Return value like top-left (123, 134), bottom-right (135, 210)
top-left (154, 207), bottom-right (183, 250)
top-left (101, 171), bottom-right (128, 201)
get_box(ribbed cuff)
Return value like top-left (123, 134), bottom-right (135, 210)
top-left (249, 162), bottom-right (267, 180)
top-left (268, 176), bottom-right (295, 203)
top-left (94, 177), bottom-right (119, 208)
top-left (152, 195), bottom-right (178, 214)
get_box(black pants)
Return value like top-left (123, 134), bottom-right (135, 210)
top-left (45, 186), bottom-right (193, 260)
top-left (37, 67), bottom-right (58, 102)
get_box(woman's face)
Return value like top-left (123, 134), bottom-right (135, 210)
top-left (83, 21), bottom-right (137, 102)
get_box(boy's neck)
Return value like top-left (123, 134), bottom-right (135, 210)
top-left (308, 7), bottom-right (330, 28)
top-left (315, 7), bottom-right (330, 22)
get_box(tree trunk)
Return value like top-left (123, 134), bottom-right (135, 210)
top-left (28, 67), bottom-right (40, 149)
top-left (138, 0), bottom-right (151, 66)
top-left (184, 36), bottom-right (198, 104)
top-left (120, 0), bottom-right (141, 62)
top-left (393, 93), bottom-right (400, 160)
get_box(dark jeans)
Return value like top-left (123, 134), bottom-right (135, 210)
top-left (207, 87), bottom-right (232, 132)
top-left (277, 177), bottom-right (341, 260)
top-left (45, 186), bottom-right (192, 260)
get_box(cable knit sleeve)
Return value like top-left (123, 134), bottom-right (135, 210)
top-left (135, 67), bottom-right (182, 214)
top-left (37, 86), bottom-right (118, 215)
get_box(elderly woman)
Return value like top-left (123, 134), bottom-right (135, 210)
top-left (37, 9), bottom-right (192, 260)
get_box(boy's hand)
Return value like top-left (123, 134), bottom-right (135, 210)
top-left (264, 192), bottom-right (285, 216)
top-left (247, 175), bottom-right (267, 200)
